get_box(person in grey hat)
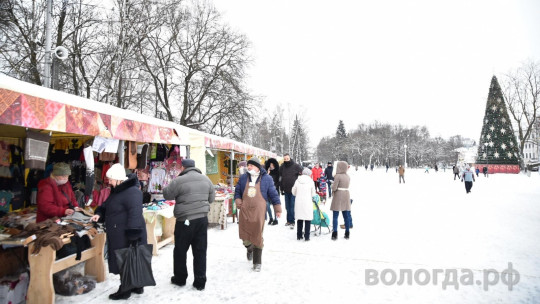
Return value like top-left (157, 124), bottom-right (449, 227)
top-left (163, 158), bottom-right (214, 291)
top-left (37, 162), bottom-right (80, 222)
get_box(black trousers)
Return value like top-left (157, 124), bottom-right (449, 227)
top-left (297, 220), bottom-right (311, 240)
top-left (174, 216), bottom-right (208, 283)
top-left (454, 173), bottom-right (460, 180)
top-left (464, 181), bottom-right (473, 193)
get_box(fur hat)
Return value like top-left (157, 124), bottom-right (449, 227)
top-left (247, 157), bottom-right (261, 170)
top-left (106, 163), bottom-right (128, 181)
top-left (52, 162), bottom-right (71, 176)
top-left (181, 158), bottom-right (195, 168)
top-left (302, 168), bottom-right (312, 176)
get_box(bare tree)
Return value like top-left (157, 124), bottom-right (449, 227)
top-left (0, 0), bottom-right (46, 84)
top-left (502, 60), bottom-right (540, 160)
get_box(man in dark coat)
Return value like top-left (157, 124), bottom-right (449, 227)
top-left (163, 158), bottom-right (214, 291)
top-left (92, 163), bottom-right (147, 300)
top-left (235, 157), bottom-right (281, 272)
top-left (278, 153), bottom-right (302, 227)
top-left (264, 158), bottom-right (280, 225)
top-left (324, 162), bottom-right (334, 198)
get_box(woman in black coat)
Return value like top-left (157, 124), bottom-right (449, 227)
top-left (264, 158), bottom-right (280, 225)
top-left (91, 164), bottom-right (147, 300)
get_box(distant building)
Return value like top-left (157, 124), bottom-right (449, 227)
top-left (522, 118), bottom-right (540, 166)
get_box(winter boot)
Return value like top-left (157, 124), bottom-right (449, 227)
top-left (193, 276), bottom-right (206, 291)
top-left (271, 219), bottom-right (278, 225)
top-left (253, 248), bottom-right (262, 272)
top-left (131, 287), bottom-right (144, 294)
top-left (268, 218), bottom-right (273, 225)
top-left (171, 276), bottom-right (186, 287)
top-left (109, 286), bottom-right (131, 300)
top-left (246, 244), bottom-right (254, 261)
top-left (344, 231), bottom-right (350, 239)
top-left (331, 231), bottom-right (337, 241)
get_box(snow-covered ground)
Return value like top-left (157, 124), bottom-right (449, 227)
top-left (57, 168), bottom-right (540, 303)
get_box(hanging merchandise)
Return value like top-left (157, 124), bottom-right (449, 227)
top-left (83, 146), bottom-right (95, 205)
top-left (0, 142), bottom-right (10, 166)
top-left (25, 130), bottom-right (51, 170)
top-left (151, 144), bottom-right (168, 162)
top-left (125, 141), bottom-right (137, 169)
top-left (99, 152), bottom-right (116, 162)
top-left (0, 190), bottom-right (13, 213)
top-left (148, 166), bottom-right (166, 193)
top-left (137, 144), bottom-right (149, 169)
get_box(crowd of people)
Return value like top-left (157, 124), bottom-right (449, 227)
top-left (35, 155), bottom-right (487, 299)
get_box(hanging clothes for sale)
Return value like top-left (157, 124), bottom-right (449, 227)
top-left (25, 130), bottom-right (51, 170)
top-left (125, 141), bottom-right (138, 169)
top-left (137, 144), bottom-right (149, 169)
top-left (148, 166), bottom-right (166, 193)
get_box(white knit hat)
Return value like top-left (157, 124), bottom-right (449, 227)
top-left (106, 163), bottom-right (128, 181)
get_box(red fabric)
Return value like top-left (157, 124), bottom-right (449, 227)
top-left (97, 187), bottom-right (111, 206)
top-left (36, 178), bottom-right (79, 223)
top-left (102, 162), bottom-right (112, 185)
top-left (311, 167), bottom-right (323, 181)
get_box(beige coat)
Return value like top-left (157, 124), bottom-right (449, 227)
top-left (330, 161), bottom-right (351, 211)
top-left (399, 166), bottom-right (405, 176)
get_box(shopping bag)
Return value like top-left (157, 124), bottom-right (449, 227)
top-left (114, 243), bottom-right (156, 292)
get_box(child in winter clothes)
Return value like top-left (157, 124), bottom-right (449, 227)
top-left (292, 168), bottom-right (316, 241)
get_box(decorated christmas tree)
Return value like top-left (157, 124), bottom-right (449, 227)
top-left (475, 76), bottom-right (521, 173)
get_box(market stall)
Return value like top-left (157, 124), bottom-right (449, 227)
top-left (0, 74), bottom-right (190, 299)
top-left (188, 131), bottom-right (277, 229)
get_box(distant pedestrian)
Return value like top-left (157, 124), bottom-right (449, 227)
top-left (461, 166), bottom-right (475, 193)
top-left (370, 163), bottom-right (374, 171)
top-left (398, 165), bottom-right (405, 184)
top-left (386, 163), bottom-right (389, 172)
top-left (475, 167), bottom-right (480, 177)
top-left (264, 158), bottom-right (280, 225)
top-left (424, 166), bottom-right (429, 173)
top-left (453, 165), bottom-right (460, 180)
top-left (482, 166), bottom-right (488, 177)
top-left (311, 163), bottom-right (323, 192)
top-left (324, 162), bottom-right (334, 198)
top-left (434, 164), bottom-right (438, 172)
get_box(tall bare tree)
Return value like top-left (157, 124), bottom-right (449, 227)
top-left (502, 60), bottom-right (540, 159)
top-left (0, 0), bottom-right (46, 84)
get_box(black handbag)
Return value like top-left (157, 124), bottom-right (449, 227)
top-left (114, 243), bottom-right (156, 292)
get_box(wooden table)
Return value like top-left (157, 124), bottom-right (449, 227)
top-left (144, 208), bottom-right (176, 256)
top-left (26, 233), bottom-right (106, 304)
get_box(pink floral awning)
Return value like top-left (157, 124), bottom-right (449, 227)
top-left (0, 87), bottom-right (181, 144)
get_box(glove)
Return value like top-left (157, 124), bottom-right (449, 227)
top-left (125, 228), bottom-right (142, 245)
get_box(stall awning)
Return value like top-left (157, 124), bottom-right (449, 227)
top-left (0, 75), bottom-right (184, 144)
top-left (204, 133), bottom-right (277, 158)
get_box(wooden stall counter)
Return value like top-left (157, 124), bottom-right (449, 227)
top-left (26, 232), bottom-right (106, 304)
top-left (144, 207), bottom-right (176, 256)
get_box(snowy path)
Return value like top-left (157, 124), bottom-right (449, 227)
top-left (56, 169), bottom-right (540, 303)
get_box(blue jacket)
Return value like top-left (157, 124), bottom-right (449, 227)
top-left (462, 170), bottom-right (475, 182)
top-left (235, 168), bottom-right (281, 206)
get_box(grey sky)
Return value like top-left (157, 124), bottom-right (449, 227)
top-left (214, 0), bottom-right (540, 147)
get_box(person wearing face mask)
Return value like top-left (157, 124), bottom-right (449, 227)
top-left (90, 163), bottom-right (147, 300)
top-left (235, 157), bottom-right (282, 272)
top-left (36, 162), bottom-right (80, 223)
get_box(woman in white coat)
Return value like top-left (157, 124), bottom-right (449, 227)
top-left (292, 168), bottom-right (316, 241)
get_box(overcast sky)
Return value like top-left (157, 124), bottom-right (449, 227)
top-left (213, 0), bottom-right (540, 147)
